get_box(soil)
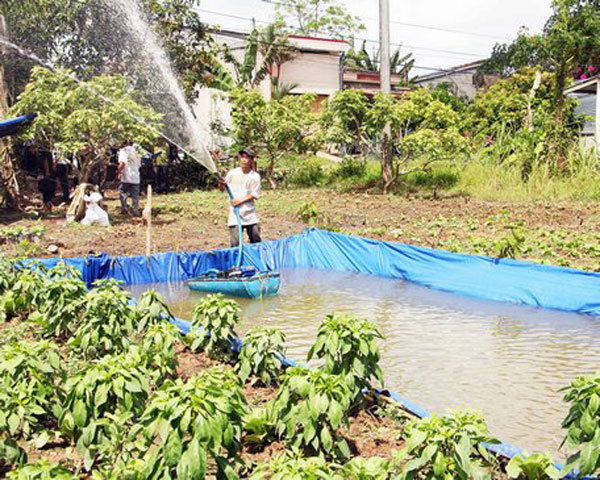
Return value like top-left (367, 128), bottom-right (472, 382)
top-left (1, 188), bottom-right (600, 270)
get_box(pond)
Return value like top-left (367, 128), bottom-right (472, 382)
top-left (127, 268), bottom-right (600, 458)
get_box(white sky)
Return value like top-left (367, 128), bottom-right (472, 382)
top-left (197, 0), bottom-right (553, 74)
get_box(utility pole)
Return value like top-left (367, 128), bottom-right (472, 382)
top-left (0, 14), bottom-right (9, 115)
top-left (379, 0), bottom-right (393, 192)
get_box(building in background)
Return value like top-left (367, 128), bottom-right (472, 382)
top-left (565, 74), bottom-right (599, 151)
top-left (342, 69), bottom-right (411, 96)
top-left (413, 60), bottom-right (497, 100)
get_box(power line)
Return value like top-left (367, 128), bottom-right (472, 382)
top-left (260, 0), bottom-right (512, 41)
top-left (196, 8), bottom-right (489, 58)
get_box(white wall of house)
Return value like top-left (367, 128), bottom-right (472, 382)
top-left (278, 52), bottom-right (341, 95)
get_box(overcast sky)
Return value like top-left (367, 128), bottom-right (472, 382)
top-left (197, 0), bottom-right (553, 74)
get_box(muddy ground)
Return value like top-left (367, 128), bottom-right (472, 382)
top-left (1, 188), bottom-right (599, 271)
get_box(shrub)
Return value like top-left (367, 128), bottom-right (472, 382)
top-left (333, 157), bottom-right (367, 179)
top-left (308, 314), bottom-right (384, 400)
top-left (273, 367), bottom-right (353, 460)
top-left (68, 279), bottom-right (135, 358)
top-left (132, 367), bottom-right (247, 479)
top-left (140, 322), bottom-right (182, 383)
top-left (134, 290), bottom-right (174, 332)
top-left (236, 326), bottom-right (286, 386)
top-left (394, 410), bottom-right (499, 480)
top-left (188, 294), bottom-right (240, 361)
top-left (59, 348), bottom-right (150, 469)
top-left (0, 340), bottom-right (65, 441)
top-left (6, 459), bottom-right (77, 479)
top-left (297, 201), bottom-right (320, 225)
top-left (495, 228), bottom-right (526, 259)
top-left (403, 168), bottom-right (459, 197)
top-left (249, 451), bottom-right (339, 479)
top-left (560, 374), bottom-right (600, 476)
top-left (288, 157), bottom-right (326, 187)
top-left (506, 452), bottom-right (559, 480)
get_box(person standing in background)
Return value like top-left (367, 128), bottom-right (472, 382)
top-left (117, 141), bottom-right (142, 216)
top-left (52, 147), bottom-right (70, 204)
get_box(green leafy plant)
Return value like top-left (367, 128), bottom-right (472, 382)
top-left (134, 290), bottom-right (175, 332)
top-left (506, 452), bottom-right (559, 480)
top-left (0, 340), bottom-right (65, 441)
top-left (560, 374), bottom-right (600, 477)
top-left (236, 326), bottom-right (286, 386)
top-left (297, 201), bottom-right (320, 225)
top-left (131, 366), bottom-right (247, 479)
top-left (340, 456), bottom-right (392, 480)
top-left (188, 294), bottom-right (240, 361)
top-left (249, 451), bottom-right (340, 480)
top-left (394, 410), bottom-right (499, 480)
top-left (495, 228), bottom-right (526, 259)
top-left (6, 458), bottom-right (77, 479)
top-left (68, 279), bottom-right (135, 358)
top-left (140, 322), bottom-right (182, 383)
top-left (59, 348), bottom-right (150, 470)
top-left (273, 367), bottom-right (353, 460)
top-left (243, 404), bottom-right (276, 446)
top-left (0, 438), bottom-right (27, 470)
top-left (308, 314), bottom-right (384, 400)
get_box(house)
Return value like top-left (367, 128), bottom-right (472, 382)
top-left (342, 69), bottom-right (411, 96)
top-left (565, 74), bottom-right (599, 150)
top-left (413, 59), bottom-right (497, 100)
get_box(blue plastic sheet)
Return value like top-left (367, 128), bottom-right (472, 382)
top-left (43, 228), bottom-right (600, 316)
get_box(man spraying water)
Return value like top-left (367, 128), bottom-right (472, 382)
top-left (219, 148), bottom-right (262, 247)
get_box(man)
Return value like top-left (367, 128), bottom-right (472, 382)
top-left (52, 147), bottom-right (70, 204)
top-left (117, 141), bottom-right (141, 216)
top-left (219, 148), bottom-right (262, 247)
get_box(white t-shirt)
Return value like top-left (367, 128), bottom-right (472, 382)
top-left (118, 146), bottom-right (141, 184)
top-left (225, 167), bottom-right (261, 227)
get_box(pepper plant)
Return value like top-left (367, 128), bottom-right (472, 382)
top-left (59, 348), bottom-right (150, 470)
top-left (132, 366), bottom-right (247, 479)
top-left (506, 452), bottom-right (559, 480)
top-left (188, 294), bottom-right (240, 361)
top-left (140, 322), bottom-right (182, 383)
top-left (307, 314), bottom-right (384, 401)
top-left (0, 438), bottom-right (27, 470)
top-left (236, 326), bottom-right (286, 386)
top-left (394, 410), bottom-right (499, 480)
top-left (135, 290), bottom-right (174, 332)
top-left (560, 374), bottom-right (600, 477)
top-left (0, 340), bottom-right (65, 441)
top-left (6, 458), bottom-right (77, 480)
top-left (273, 367), bottom-right (353, 460)
top-left (68, 279), bottom-right (135, 358)
top-left (249, 452), bottom-right (341, 480)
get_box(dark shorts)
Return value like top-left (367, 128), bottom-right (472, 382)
top-left (229, 223), bottom-right (261, 247)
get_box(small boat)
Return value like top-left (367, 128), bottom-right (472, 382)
top-left (188, 268), bottom-right (280, 298)
top-left (188, 184), bottom-right (281, 299)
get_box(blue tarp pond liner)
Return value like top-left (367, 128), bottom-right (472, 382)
top-left (38, 228), bottom-right (600, 476)
top-left (0, 113), bottom-right (36, 138)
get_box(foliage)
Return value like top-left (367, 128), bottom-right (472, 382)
top-left (243, 404), bottom-right (276, 446)
top-left (333, 157), bottom-right (368, 179)
top-left (0, 438), bottom-right (27, 469)
top-left (297, 201), bottom-right (320, 225)
top-left (130, 367), bottom-right (247, 479)
top-left (344, 40), bottom-right (414, 79)
top-left (339, 456), bottom-right (393, 480)
top-left (59, 348), bottom-right (150, 469)
top-left (134, 290), bottom-right (175, 333)
top-left (495, 228), bottom-right (526, 259)
top-left (273, 367), bottom-right (353, 459)
top-left (308, 314), bottom-right (384, 399)
top-left (403, 168), bottom-right (459, 198)
top-left (140, 322), bottom-right (182, 383)
top-left (249, 451), bottom-right (339, 479)
top-left (321, 89), bottom-right (370, 150)
top-left (506, 452), bottom-right (560, 480)
top-left (6, 458), bottom-right (77, 480)
top-left (236, 326), bottom-right (286, 386)
top-left (230, 88), bottom-right (320, 188)
top-left (0, 340), bottom-right (65, 441)
top-left (560, 373), bottom-right (600, 476)
top-left (68, 279), bottom-right (135, 359)
top-left (11, 67), bottom-right (162, 181)
top-left (274, 0), bottom-right (365, 40)
top-left (287, 157), bottom-right (326, 187)
top-left (395, 410), bottom-right (499, 480)
top-left (188, 294), bottom-right (240, 361)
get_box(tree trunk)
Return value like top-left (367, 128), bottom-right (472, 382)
top-left (0, 14), bottom-right (22, 210)
top-left (381, 128), bottom-right (394, 193)
top-left (265, 156), bottom-right (276, 189)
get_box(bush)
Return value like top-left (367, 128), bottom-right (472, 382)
top-left (402, 167), bottom-right (460, 197)
top-left (130, 367), bottom-right (247, 479)
top-left (395, 410), bottom-right (499, 480)
top-left (273, 367), bottom-right (353, 460)
top-left (308, 314), bottom-right (384, 401)
top-left (236, 326), bottom-right (286, 386)
top-left (560, 374), bottom-right (600, 476)
top-left (188, 294), bottom-right (240, 361)
top-left (332, 157), bottom-right (367, 179)
top-left (288, 157), bottom-right (326, 187)
top-left (297, 201), bottom-right (320, 225)
top-left (0, 340), bottom-right (65, 441)
top-left (68, 279), bottom-right (135, 358)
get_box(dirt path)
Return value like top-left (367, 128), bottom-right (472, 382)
top-left (1, 188), bottom-right (599, 271)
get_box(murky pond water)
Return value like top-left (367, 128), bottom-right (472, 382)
top-left (127, 268), bottom-right (600, 458)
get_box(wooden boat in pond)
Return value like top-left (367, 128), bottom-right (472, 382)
top-left (188, 269), bottom-right (280, 298)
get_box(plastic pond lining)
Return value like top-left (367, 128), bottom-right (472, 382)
top-left (39, 228), bottom-right (600, 478)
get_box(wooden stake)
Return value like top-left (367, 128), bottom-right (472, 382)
top-left (144, 185), bottom-right (152, 256)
